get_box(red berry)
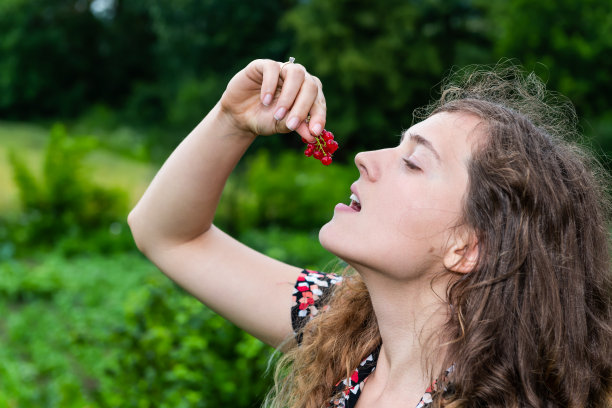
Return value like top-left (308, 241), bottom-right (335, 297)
top-left (299, 128), bottom-right (338, 166)
top-left (326, 139), bottom-right (338, 153)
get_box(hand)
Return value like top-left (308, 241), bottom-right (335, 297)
top-left (219, 59), bottom-right (326, 142)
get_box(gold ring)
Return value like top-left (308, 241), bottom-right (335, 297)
top-left (281, 56), bottom-right (295, 73)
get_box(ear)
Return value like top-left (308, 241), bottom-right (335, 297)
top-left (443, 230), bottom-right (479, 274)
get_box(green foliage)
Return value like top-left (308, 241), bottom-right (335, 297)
top-left (480, 0), bottom-right (612, 170)
top-left (283, 0), bottom-right (493, 151)
top-left (105, 277), bottom-right (274, 408)
top-left (71, 104), bottom-right (151, 161)
top-left (121, 0), bottom-right (299, 149)
top-left (488, 0), bottom-right (612, 119)
top-left (6, 123), bottom-right (129, 253)
top-left (144, 0), bottom-right (297, 77)
top-left (0, 0), bottom-right (157, 119)
top-left (0, 226), bottom-right (338, 407)
top-left (215, 149), bottom-right (358, 234)
top-left (584, 114), bottom-right (612, 173)
top-left (166, 75), bottom-right (226, 131)
top-left (0, 251), bottom-right (159, 407)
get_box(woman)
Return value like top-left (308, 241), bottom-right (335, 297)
top-left (128, 59), bottom-right (612, 407)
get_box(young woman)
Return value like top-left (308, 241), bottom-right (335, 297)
top-left (128, 58), bottom-right (612, 407)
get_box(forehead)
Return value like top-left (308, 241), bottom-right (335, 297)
top-left (405, 112), bottom-right (482, 159)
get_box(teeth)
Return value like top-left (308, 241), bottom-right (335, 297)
top-left (349, 193), bottom-right (360, 204)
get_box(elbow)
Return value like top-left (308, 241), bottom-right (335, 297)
top-left (127, 208), bottom-right (190, 257)
top-left (127, 206), bottom-right (212, 258)
top-left (127, 208), bottom-right (149, 255)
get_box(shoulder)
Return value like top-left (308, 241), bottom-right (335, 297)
top-left (291, 269), bottom-right (343, 333)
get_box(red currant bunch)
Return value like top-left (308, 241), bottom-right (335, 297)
top-left (302, 129), bottom-right (338, 166)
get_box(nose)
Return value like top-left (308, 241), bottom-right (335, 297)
top-left (354, 149), bottom-right (384, 181)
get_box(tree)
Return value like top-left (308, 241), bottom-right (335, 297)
top-left (283, 0), bottom-right (492, 151)
top-left (0, 0), bottom-right (157, 119)
top-left (488, 0), bottom-right (612, 119)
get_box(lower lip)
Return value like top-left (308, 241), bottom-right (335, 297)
top-left (334, 203), bottom-right (358, 212)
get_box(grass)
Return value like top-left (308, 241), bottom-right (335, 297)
top-left (0, 250), bottom-right (161, 407)
top-left (0, 121), bottom-right (156, 215)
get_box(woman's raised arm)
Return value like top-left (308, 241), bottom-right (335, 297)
top-left (127, 59), bottom-right (327, 348)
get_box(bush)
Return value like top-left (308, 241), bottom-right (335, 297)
top-left (5, 123), bottom-right (130, 254)
top-left (0, 251), bottom-right (160, 407)
top-left (71, 104), bottom-right (150, 161)
top-left (105, 276), bottom-right (274, 408)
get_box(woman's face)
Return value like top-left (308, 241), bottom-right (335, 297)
top-left (319, 111), bottom-right (481, 281)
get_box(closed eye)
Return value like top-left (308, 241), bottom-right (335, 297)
top-left (403, 159), bottom-right (422, 171)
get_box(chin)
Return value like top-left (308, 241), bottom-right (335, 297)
top-left (318, 221), bottom-right (334, 252)
top-left (318, 221), bottom-right (361, 267)
top-left (319, 220), bottom-right (350, 257)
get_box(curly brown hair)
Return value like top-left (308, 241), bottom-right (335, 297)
top-left (265, 64), bottom-right (612, 408)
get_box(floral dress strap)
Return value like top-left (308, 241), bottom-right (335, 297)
top-left (330, 345), bottom-right (380, 407)
top-left (330, 351), bottom-right (454, 408)
top-left (290, 269), bottom-right (343, 343)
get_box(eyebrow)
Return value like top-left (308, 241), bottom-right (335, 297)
top-left (400, 131), bottom-right (441, 162)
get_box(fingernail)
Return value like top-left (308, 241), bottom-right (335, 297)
top-left (286, 116), bottom-right (299, 130)
top-left (274, 107), bottom-right (287, 120)
top-left (262, 93), bottom-right (272, 106)
top-left (312, 123), bottom-right (322, 135)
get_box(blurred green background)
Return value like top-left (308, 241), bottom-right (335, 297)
top-left (1, 0), bottom-right (611, 406)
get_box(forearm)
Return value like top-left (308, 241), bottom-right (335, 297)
top-left (128, 102), bottom-right (255, 251)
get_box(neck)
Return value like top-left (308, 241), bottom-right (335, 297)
top-left (359, 269), bottom-right (452, 391)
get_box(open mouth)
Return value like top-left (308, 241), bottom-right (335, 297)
top-left (349, 193), bottom-right (361, 211)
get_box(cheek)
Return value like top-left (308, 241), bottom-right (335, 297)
top-left (393, 209), bottom-right (446, 252)
top-left (392, 191), bottom-right (462, 249)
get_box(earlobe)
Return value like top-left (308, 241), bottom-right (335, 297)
top-left (444, 234), bottom-right (479, 274)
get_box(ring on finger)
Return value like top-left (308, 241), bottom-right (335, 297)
top-left (280, 56), bottom-right (295, 74)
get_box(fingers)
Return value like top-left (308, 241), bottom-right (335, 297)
top-left (273, 63), bottom-right (306, 123)
top-left (293, 84), bottom-right (327, 143)
top-left (269, 63), bottom-right (325, 141)
top-left (304, 81), bottom-right (327, 140)
top-left (256, 60), bottom-right (326, 140)
top-left (260, 62), bottom-right (280, 107)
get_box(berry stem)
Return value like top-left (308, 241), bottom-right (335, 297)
top-left (314, 136), bottom-right (326, 152)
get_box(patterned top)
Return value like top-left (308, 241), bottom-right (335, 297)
top-left (291, 269), bottom-right (444, 408)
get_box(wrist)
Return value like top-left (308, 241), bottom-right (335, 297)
top-left (214, 102), bottom-right (258, 142)
top-left (188, 103), bottom-right (256, 154)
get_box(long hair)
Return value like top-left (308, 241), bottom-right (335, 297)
top-left (265, 64), bottom-right (612, 408)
